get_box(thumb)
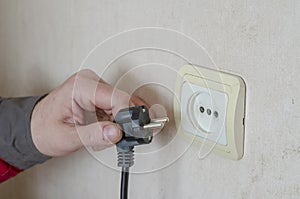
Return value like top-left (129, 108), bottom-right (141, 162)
top-left (76, 121), bottom-right (122, 149)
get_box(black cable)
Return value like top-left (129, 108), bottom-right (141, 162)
top-left (118, 149), bottom-right (133, 199)
top-left (115, 106), bottom-right (167, 199)
top-left (120, 167), bottom-right (129, 199)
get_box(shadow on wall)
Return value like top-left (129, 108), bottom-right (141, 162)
top-left (0, 171), bottom-right (34, 198)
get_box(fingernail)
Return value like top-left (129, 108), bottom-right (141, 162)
top-left (104, 125), bottom-right (121, 143)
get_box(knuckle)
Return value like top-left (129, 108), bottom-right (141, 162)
top-left (78, 69), bottom-right (97, 77)
top-left (65, 69), bottom-right (99, 89)
top-left (66, 72), bottom-right (78, 84)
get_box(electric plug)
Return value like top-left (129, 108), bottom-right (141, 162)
top-left (115, 105), bottom-right (168, 168)
top-left (114, 105), bottom-right (168, 199)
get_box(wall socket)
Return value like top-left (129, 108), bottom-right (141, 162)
top-left (181, 82), bottom-right (228, 146)
top-left (174, 65), bottom-right (246, 160)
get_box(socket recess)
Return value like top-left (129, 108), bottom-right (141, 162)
top-left (174, 65), bottom-right (246, 160)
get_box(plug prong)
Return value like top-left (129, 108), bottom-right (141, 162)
top-left (151, 117), bottom-right (169, 124)
top-left (143, 122), bottom-right (163, 129)
top-left (143, 117), bottom-right (169, 129)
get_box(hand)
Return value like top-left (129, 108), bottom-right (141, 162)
top-left (31, 69), bottom-right (145, 157)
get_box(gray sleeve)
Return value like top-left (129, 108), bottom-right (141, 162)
top-left (0, 96), bottom-right (51, 170)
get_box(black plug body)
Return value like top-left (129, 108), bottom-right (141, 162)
top-left (115, 106), bottom-right (153, 168)
top-left (115, 106), bottom-right (153, 150)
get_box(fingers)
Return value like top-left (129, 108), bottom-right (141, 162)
top-left (74, 121), bottom-right (122, 150)
top-left (130, 95), bottom-right (148, 107)
top-left (72, 69), bottom-right (137, 116)
top-left (95, 82), bottom-right (133, 114)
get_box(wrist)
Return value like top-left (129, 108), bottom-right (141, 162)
top-left (30, 94), bottom-right (52, 157)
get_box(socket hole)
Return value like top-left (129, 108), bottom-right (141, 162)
top-left (207, 109), bottom-right (212, 115)
top-left (214, 111), bottom-right (219, 118)
top-left (199, 106), bottom-right (205, 113)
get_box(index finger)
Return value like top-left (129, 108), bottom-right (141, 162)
top-left (72, 69), bottom-right (134, 116)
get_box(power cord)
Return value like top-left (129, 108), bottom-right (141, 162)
top-left (115, 106), bottom-right (168, 199)
top-left (120, 167), bottom-right (129, 199)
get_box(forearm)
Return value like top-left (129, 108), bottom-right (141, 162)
top-left (0, 96), bottom-right (51, 183)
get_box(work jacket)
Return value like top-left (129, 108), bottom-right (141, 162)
top-left (0, 96), bottom-right (50, 183)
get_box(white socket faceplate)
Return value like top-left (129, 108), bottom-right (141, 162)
top-left (181, 82), bottom-right (228, 145)
top-left (174, 65), bottom-right (246, 160)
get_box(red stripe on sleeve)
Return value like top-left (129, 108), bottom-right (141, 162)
top-left (0, 158), bottom-right (23, 183)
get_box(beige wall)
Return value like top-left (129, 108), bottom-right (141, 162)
top-left (0, 0), bottom-right (299, 198)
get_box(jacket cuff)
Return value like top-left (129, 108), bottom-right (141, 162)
top-left (0, 95), bottom-right (51, 169)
